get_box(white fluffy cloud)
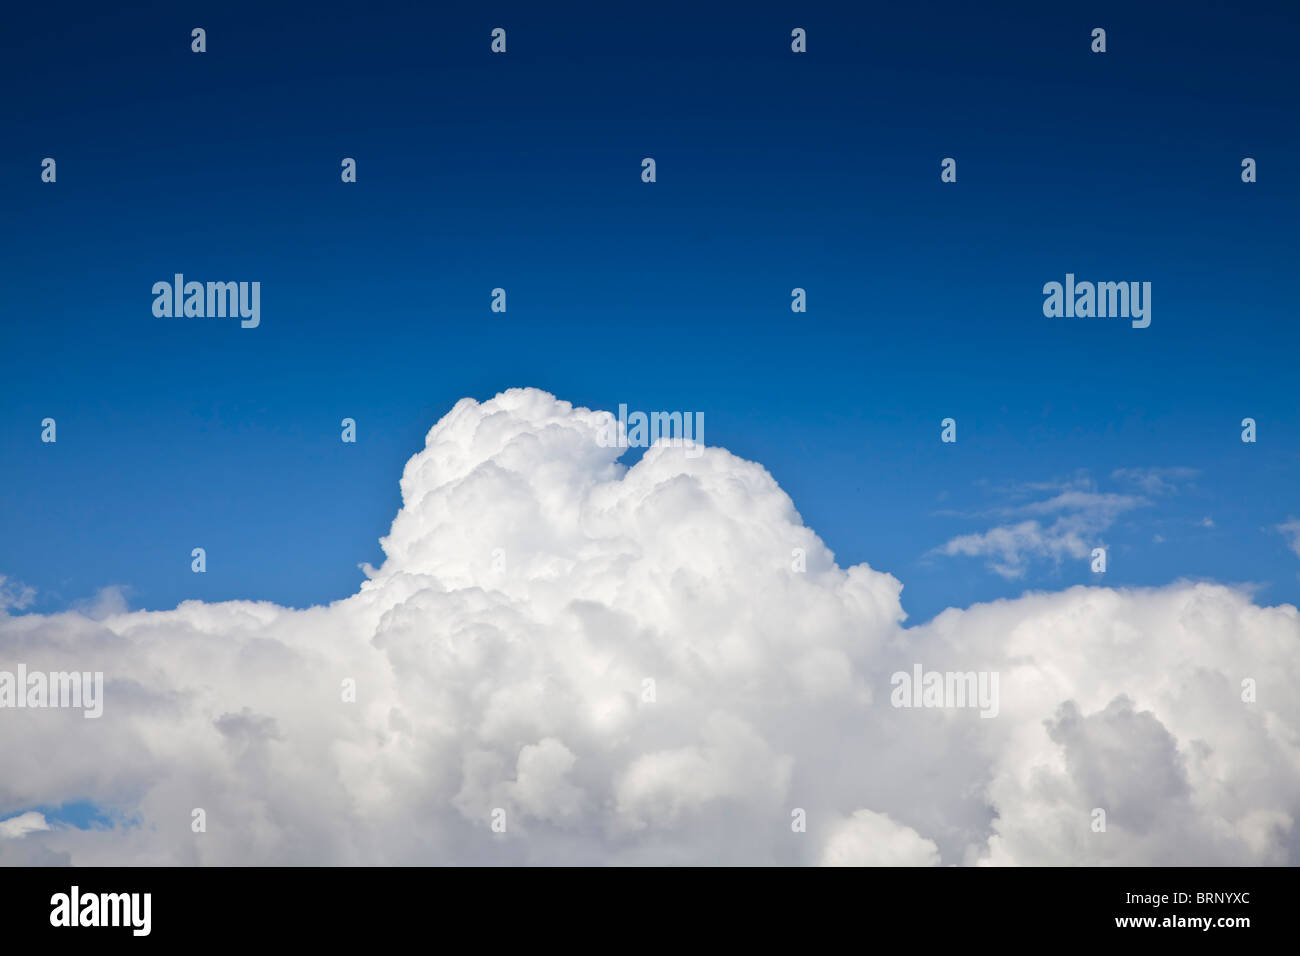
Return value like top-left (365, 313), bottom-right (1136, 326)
top-left (820, 810), bottom-right (940, 866)
top-left (0, 810), bottom-right (49, 839)
top-left (1, 389), bottom-right (1297, 865)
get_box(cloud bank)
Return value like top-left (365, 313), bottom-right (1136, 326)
top-left (2, 388), bottom-right (1297, 865)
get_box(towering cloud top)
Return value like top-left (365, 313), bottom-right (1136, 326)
top-left (1, 390), bottom-right (1297, 866)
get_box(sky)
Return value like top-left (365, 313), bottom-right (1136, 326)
top-left (2, 1), bottom-right (1298, 622)
top-left (0, 2), bottom-right (1298, 865)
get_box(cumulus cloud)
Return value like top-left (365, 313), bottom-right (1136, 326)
top-left (0, 389), bottom-right (1297, 866)
top-left (0, 810), bottom-right (50, 839)
top-left (820, 810), bottom-right (940, 866)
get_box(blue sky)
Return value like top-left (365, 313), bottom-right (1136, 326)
top-left (2, 0), bottom-right (1297, 625)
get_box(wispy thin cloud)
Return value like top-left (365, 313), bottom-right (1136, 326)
top-left (0, 575), bottom-right (36, 613)
top-left (931, 468), bottom-right (1198, 578)
top-left (1275, 518), bottom-right (1300, 558)
top-left (1111, 466), bottom-right (1200, 496)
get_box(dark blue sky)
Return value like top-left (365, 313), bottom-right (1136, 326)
top-left (2, 0), bottom-right (1297, 623)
